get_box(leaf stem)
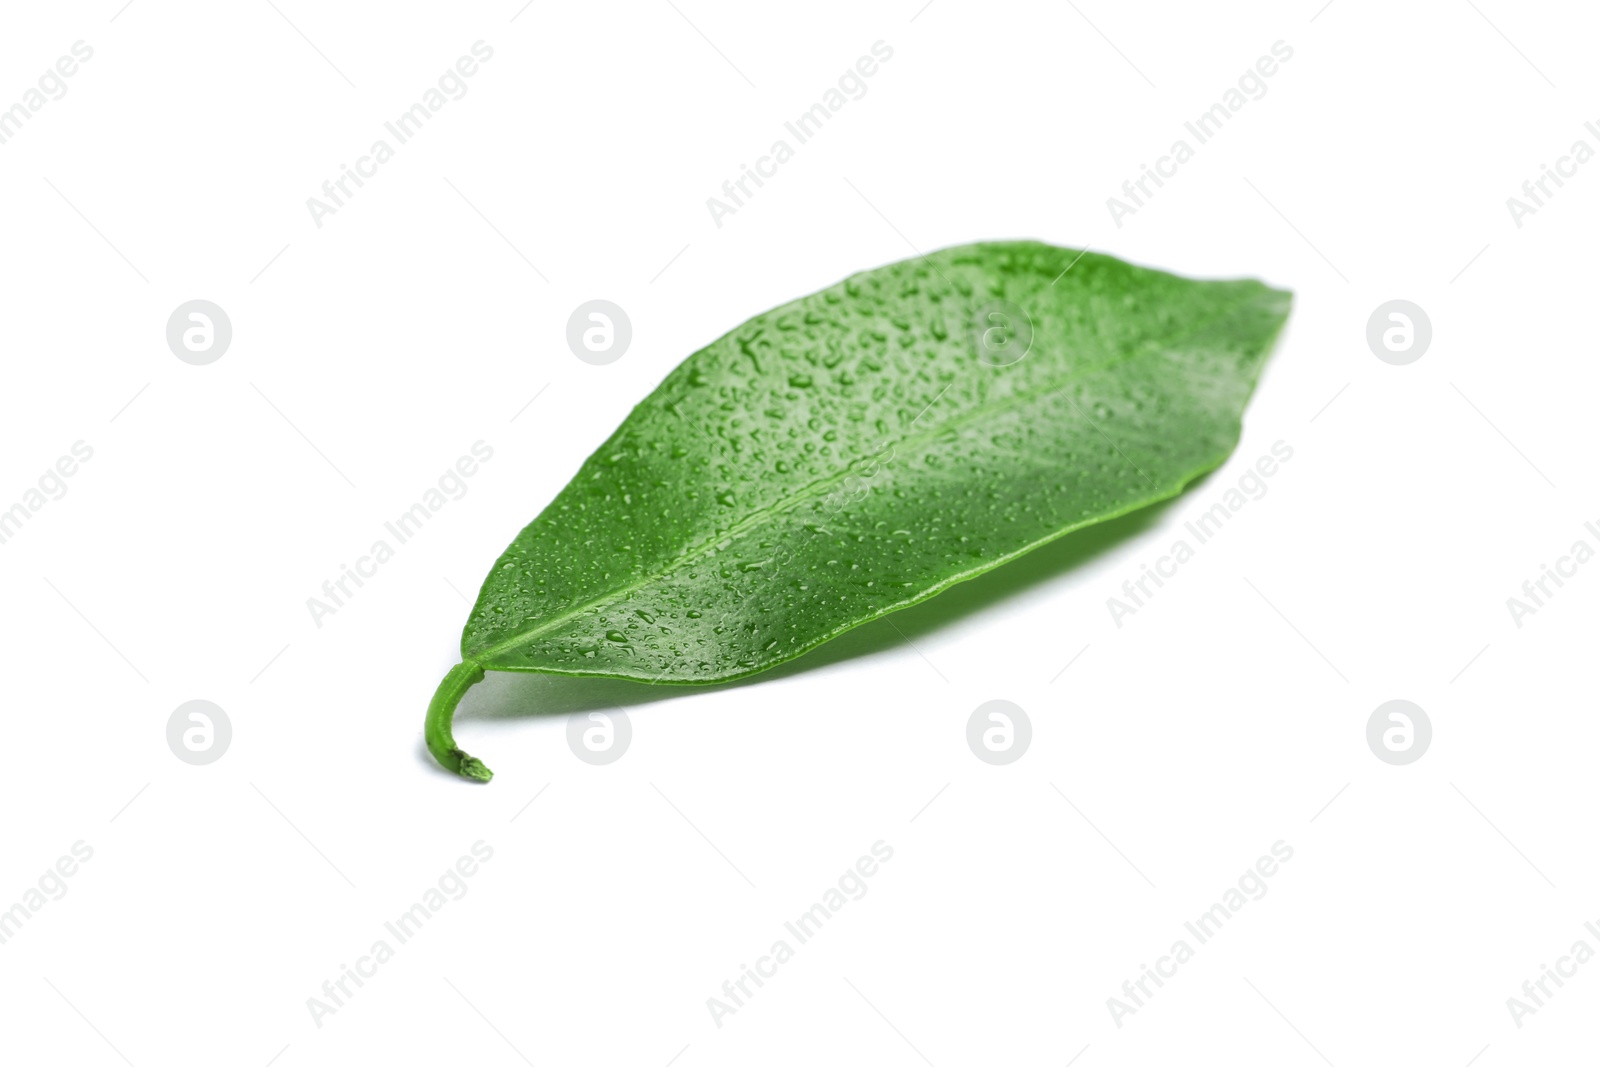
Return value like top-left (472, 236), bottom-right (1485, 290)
top-left (425, 661), bottom-right (492, 782)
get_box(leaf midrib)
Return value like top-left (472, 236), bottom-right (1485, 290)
top-left (469, 283), bottom-right (1269, 662)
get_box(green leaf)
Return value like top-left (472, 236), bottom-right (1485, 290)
top-left (426, 241), bottom-right (1290, 780)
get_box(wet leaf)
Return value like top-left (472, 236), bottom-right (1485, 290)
top-left (426, 242), bottom-right (1291, 780)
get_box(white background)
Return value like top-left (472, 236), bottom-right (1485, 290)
top-left (0, 1), bottom-right (1595, 1064)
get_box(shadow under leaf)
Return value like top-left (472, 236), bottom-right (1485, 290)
top-left (457, 487), bottom-right (1189, 725)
